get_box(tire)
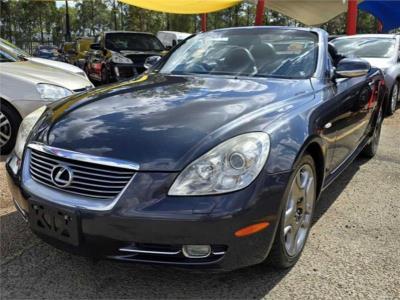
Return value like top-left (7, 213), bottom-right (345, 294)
top-left (386, 81), bottom-right (399, 116)
top-left (267, 154), bottom-right (317, 269)
top-left (361, 105), bottom-right (383, 158)
top-left (84, 64), bottom-right (89, 75)
top-left (101, 67), bottom-right (109, 85)
top-left (0, 103), bottom-right (21, 155)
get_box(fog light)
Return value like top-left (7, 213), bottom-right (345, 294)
top-left (182, 245), bottom-right (211, 258)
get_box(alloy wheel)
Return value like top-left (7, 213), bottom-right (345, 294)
top-left (0, 111), bottom-right (12, 147)
top-left (283, 164), bottom-right (316, 257)
top-left (390, 83), bottom-right (399, 113)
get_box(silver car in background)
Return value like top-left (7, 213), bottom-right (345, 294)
top-left (0, 42), bottom-right (93, 154)
top-left (332, 34), bottom-right (400, 116)
top-left (0, 38), bottom-right (89, 80)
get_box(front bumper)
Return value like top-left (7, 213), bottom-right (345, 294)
top-left (111, 63), bottom-right (146, 81)
top-left (6, 153), bottom-right (290, 271)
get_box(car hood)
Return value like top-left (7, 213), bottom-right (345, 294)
top-left (1, 61), bottom-right (92, 90)
top-left (41, 74), bottom-right (313, 171)
top-left (28, 57), bottom-right (89, 79)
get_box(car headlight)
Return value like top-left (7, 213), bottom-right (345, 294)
top-left (36, 83), bottom-right (73, 100)
top-left (14, 106), bottom-right (47, 159)
top-left (77, 71), bottom-right (89, 80)
top-left (111, 53), bottom-right (133, 64)
top-left (168, 132), bottom-right (270, 196)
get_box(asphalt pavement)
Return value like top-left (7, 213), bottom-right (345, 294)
top-left (0, 111), bottom-right (399, 299)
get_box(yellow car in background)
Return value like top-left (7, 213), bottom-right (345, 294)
top-left (75, 37), bottom-right (94, 68)
top-left (63, 37), bottom-right (94, 68)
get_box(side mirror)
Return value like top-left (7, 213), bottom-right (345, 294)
top-left (335, 58), bottom-right (371, 78)
top-left (165, 45), bottom-right (172, 50)
top-left (90, 43), bottom-right (102, 50)
top-left (144, 55), bottom-right (162, 69)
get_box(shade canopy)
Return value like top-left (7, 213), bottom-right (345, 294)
top-left (359, 0), bottom-right (400, 32)
top-left (117, 0), bottom-right (399, 31)
top-left (117, 0), bottom-right (241, 14)
top-left (265, 0), bottom-right (362, 25)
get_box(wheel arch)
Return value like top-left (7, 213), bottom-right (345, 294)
top-left (293, 136), bottom-right (326, 200)
top-left (0, 97), bottom-right (23, 122)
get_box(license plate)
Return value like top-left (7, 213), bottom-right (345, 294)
top-left (28, 200), bottom-right (80, 246)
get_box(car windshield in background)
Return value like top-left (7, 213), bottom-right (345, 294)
top-left (105, 33), bottom-right (164, 51)
top-left (0, 44), bottom-right (25, 62)
top-left (159, 28), bottom-right (319, 79)
top-left (37, 46), bottom-right (59, 58)
top-left (332, 37), bottom-right (396, 58)
top-left (0, 38), bottom-right (30, 57)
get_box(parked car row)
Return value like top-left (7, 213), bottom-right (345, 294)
top-left (83, 31), bottom-right (167, 84)
top-left (0, 38), bottom-right (93, 154)
top-left (0, 30), bottom-right (194, 155)
top-left (5, 26), bottom-right (389, 271)
top-left (1, 31), bottom-right (398, 158)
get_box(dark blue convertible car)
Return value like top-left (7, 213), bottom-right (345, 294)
top-left (6, 27), bottom-right (386, 271)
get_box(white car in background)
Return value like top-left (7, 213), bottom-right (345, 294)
top-left (0, 41), bottom-right (93, 154)
top-left (0, 38), bottom-right (89, 80)
top-left (157, 31), bottom-right (191, 49)
top-left (332, 34), bottom-right (400, 115)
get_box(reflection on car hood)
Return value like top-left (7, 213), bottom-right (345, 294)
top-left (43, 74), bottom-right (313, 171)
top-left (28, 57), bottom-right (89, 79)
top-left (1, 61), bottom-right (92, 90)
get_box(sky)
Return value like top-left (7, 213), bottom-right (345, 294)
top-left (55, 1), bottom-right (77, 8)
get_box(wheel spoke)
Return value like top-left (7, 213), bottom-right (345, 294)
top-left (304, 177), bottom-right (315, 213)
top-left (285, 196), bottom-right (296, 227)
top-left (283, 163), bottom-right (316, 257)
top-left (0, 119), bottom-right (9, 128)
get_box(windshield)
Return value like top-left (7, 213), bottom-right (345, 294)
top-left (0, 44), bottom-right (26, 63)
top-left (0, 39), bottom-right (29, 63)
top-left (105, 33), bottom-right (164, 51)
top-left (332, 37), bottom-right (396, 58)
top-left (159, 28), bottom-right (318, 79)
top-left (35, 46), bottom-right (60, 58)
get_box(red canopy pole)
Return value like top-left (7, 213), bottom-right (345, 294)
top-left (255, 0), bottom-right (265, 26)
top-left (346, 0), bottom-right (358, 35)
top-left (377, 20), bottom-right (383, 33)
top-left (201, 14), bottom-right (207, 32)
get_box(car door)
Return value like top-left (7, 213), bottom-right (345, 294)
top-left (327, 73), bottom-right (373, 172)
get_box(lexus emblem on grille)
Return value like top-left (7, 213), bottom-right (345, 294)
top-left (51, 165), bottom-right (73, 188)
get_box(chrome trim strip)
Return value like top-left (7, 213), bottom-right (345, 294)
top-left (118, 247), bottom-right (226, 257)
top-left (28, 143), bottom-right (139, 171)
top-left (22, 150), bottom-right (137, 211)
top-left (31, 151), bottom-right (134, 175)
top-left (336, 69), bottom-right (370, 78)
top-left (119, 247), bottom-right (182, 256)
top-left (13, 199), bottom-right (28, 222)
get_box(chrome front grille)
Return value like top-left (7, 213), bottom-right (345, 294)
top-left (29, 147), bottom-right (135, 199)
